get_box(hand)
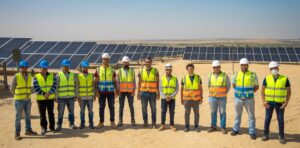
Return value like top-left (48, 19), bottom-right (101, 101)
top-left (156, 95), bottom-right (160, 100)
top-left (181, 100), bottom-right (184, 105)
top-left (137, 92), bottom-right (141, 100)
top-left (166, 96), bottom-right (171, 101)
top-left (131, 92), bottom-right (135, 97)
top-left (263, 101), bottom-right (270, 108)
top-left (96, 92), bottom-right (100, 98)
top-left (44, 93), bottom-right (49, 99)
top-left (55, 98), bottom-right (58, 103)
top-left (74, 97), bottom-right (78, 102)
top-left (199, 100), bottom-right (203, 105)
top-left (93, 96), bottom-right (96, 102)
top-left (280, 102), bottom-right (288, 109)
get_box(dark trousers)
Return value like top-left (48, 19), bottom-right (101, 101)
top-left (264, 102), bottom-right (285, 138)
top-left (119, 92), bottom-right (135, 122)
top-left (37, 100), bottom-right (55, 130)
top-left (161, 99), bottom-right (175, 125)
top-left (140, 92), bottom-right (157, 124)
top-left (99, 93), bottom-right (115, 122)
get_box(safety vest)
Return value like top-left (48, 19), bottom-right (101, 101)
top-left (97, 66), bottom-right (115, 92)
top-left (118, 67), bottom-right (135, 93)
top-left (78, 73), bottom-right (94, 97)
top-left (140, 67), bottom-right (158, 93)
top-left (161, 75), bottom-right (177, 98)
top-left (234, 71), bottom-right (256, 99)
top-left (57, 72), bottom-right (75, 98)
top-left (35, 73), bottom-right (55, 100)
top-left (14, 73), bottom-right (32, 100)
top-left (182, 75), bottom-right (202, 101)
top-left (264, 74), bottom-right (288, 103)
top-left (209, 72), bottom-right (227, 98)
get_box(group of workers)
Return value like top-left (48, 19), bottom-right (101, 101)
top-left (11, 53), bottom-right (291, 144)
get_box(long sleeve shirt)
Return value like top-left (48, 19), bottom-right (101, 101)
top-left (55, 72), bottom-right (78, 98)
top-left (159, 75), bottom-right (179, 99)
top-left (33, 72), bottom-right (57, 96)
top-left (10, 73), bottom-right (34, 99)
top-left (207, 72), bottom-right (231, 94)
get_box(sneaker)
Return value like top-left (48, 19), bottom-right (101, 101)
top-left (261, 135), bottom-right (269, 141)
top-left (231, 130), bottom-right (239, 136)
top-left (207, 126), bottom-right (217, 133)
top-left (41, 128), bottom-right (47, 135)
top-left (131, 120), bottom-right (136, 127)
top-left (96, 122), bottom-right (104, 129)
top-left (143, 123), bottom-right (148, 128)
top-left (111, 122), bottom-right (117, 129)
top-left (250, 134), bottom-right (256, 140)
top-left (195, 127), bottom-right (201, 132)
top-left (220, 128), bottom-right (227, 134)
top-left (279, 136), bottom-right (286, 144)
top-left (55, 125), bottom-right (62, 131)
top-left (79, 124), bottom-right (85, 129)
top-left (184, 127), bottom-right (190, 132)
top-left (69, 124), bottom-right (78, 130)
top-left (15, 133), bottom-right (21, 140)
top-left (170, 125), bottom-right (177, 132)
top-left (117, 121), bottom-right (123, 127)
top-left (158, 125), bottom-right (167, 131)
top-left (25, 130), bottom-right (38, 135)
top-left (89, 124), bottom-right (95, 129)
top-left (151, 124), bottom-right (157, 129)
top-left (50, 129), bottom-right (56, 133)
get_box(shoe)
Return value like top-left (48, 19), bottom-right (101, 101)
top-left (261, 135), bottom-right (269, 141)
top-left (117, 121), bottom-right (123, 127)
top-left (79, 124), bottom-right (85, 129)
top-left (143, 123), bottom-right (148, 128)
top-left (184, 127), bottom-right (190, 132)
top-left (279, 136), bottom-right (286, 144)
top-left (41, 128), bottom-right (47, 135)
top-left (96, 122), bottom-right (104, 129)
top-left (220, 128), bottom-right (227, 134)
top-left (158, 125), bottom-right (167, 131)
top-left (250, 134), bottom-right (256, 140)
top-left (207, 126), bottom-right (217, 133)
top-left (231, 130), bottom-right (239, 136)
top-left (25, 130), bottom-right (38, 135)
top-left (89, 124), bottom-right (95, 129)
top-left (131, 120), bottom-right (136, 127)
top-left (170, 125), bottom-right (177, 132)
top-left (151, 124), bottom-right (157, 129)
top-left (15, 133), bottom-right (21, 140)
top-left (111, 122), bottom-right (117, 129)
top-left (55, 125), bottom-right (62, 131)
top-left (69, 124), bottom-right (78, 130)
top-left (195, 127), bottom-right (201, 132)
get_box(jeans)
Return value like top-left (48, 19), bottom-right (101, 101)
top-left (184, 100), bottom-right (200, 128)
top-left (80, 99), bottom-right (94, 125)
top-left (264, 102), bottom-right (285, 138)
top-left (161, 99), bottom-right (175, 125)
top-left (99, 93), bottom-right (115, 122)
top-left (37, 100), bottom-right (55, 130)
top-left (140, 92), bottom-right (157, 124)
top-left (15, 100), bottom-right (32, 134)
top-left (57, 97), bottom-right (75, 126)
top-left (233, 97), bottom-right (256, 134)
top-left (209, 97), bottom-right (227, 128)
top-left (119, 92), bottom-right (135, 122)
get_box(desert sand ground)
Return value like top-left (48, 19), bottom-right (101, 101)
top-left (0, 60), bottom-right (299, 148)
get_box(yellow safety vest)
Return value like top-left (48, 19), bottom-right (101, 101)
top-left (140, 68), bottom-right (158, 93)
top-left (97, 66), bottom-right (115, 92)
top-left (234, 71), bottom-right (255, 98)
top-left (209, 72), bottom-right (227, 98)
top-left (57, 72), bottom-right (75, 98)
top-left (118, 67), bottom-right (135, 93)
top-left (35, 73), bottom-right (55, 100)
top-left (182, 75), bottom-right (202, 101)
top-left (265, 74), bottom-right (288, 103)
top-left (161, 75), bottom-right (177, 97)
top-left (14, 73), bottom-right (32, 100)
top-left (78, 73), bottom-right (94, 97)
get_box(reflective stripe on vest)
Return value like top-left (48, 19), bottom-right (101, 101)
top-left (14, 73), bottom-right (32, 100)
top-left (234, 71), bottom-right (255, 98)
top-left (265, 74), bottom-right (287, 103)
top-left (183, 75), bottom-right (202, 101)
top-left (98, 66), bottom-right (115, 92)
top-left (35, 73), bottom-right (55, 100)
top-left (209, 72), bottom-right (227, 98)
top-left (58, 72), bottom-right (75, 98)
top-left (162, 75), bottom-right (177, 97)
top-left (78, 73), bottom-right (94, 97)
top-left (119, 68), bottom-right (135, 93)
top-left (140, 68), bottom-right (158, 93)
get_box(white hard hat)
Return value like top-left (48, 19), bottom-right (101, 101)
top-left (239, 58), bottom-right (249, 64)
top-left (212, 60), bottom-right (220, 67)
top-left (269, 61), bottom-right (279, 68)
top-left (122, 56), bottom-right (130, 62)
top-left (165, 63), bottom-right (172, 69)
top-left (102, 53), bottom-right (110, 59)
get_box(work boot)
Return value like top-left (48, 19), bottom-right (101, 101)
top-left (158, 125), bottom-right (167, 131)
top-left (79, 124), bottom-right (85, 129)
top-left (170, 125), bottom-right (177, 132)
top-left (117, 121), bottom-right (123, 127)
top-left (69, 124), bottom-right (78, 130)
top-left (131, 120), bottom-right (136, 127)
top-left (25, 129), bottom-right (38, 135)
top-left (151, 124), bottom-right (157, 129)
top-left (220, 128), bottom-right (227, 134)
top-left (143, 123), bottom-right (148, 128)
top-left (250, 133), bottom-right (257, 140)
top-left (279, 136), bottom-right (286, 144)
top-left (231, 130), bottom-right (239, 136)
top-left (96, 122), bottom-right (104, 129)
top-left (207, 126), bottom-right (217, 133)
top-left (89, 124), bottom-right (95, 129)
top-left (55, 125), bottom-right (62, 131)
top-left (261, 135), bottom-right (269, 141)
top-left (41, 128), bottom-right (47, 135)
top-left (111, 122), bottom-right (117, 129)
top-left (15, 133), bottom-right (21, 140)
top-left (195, 126), bottom-right (201, 132)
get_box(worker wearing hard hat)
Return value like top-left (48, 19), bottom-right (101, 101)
top-left (261, 61), bottom-right (291, 144)
top-left (33, 60), bottom-right (57, 135)
top-left (137, 58), bottom-right (160, 129)
top-left (55, 59), bottom-right (78, 131)
top-left (95, 53), bottom-right (118, 129)
top-left (117, 56), bottom-right (136, 127)
top-left (158, 64), bottom-right (178, 132)
top-left (181, 63), bottom-right (203, 132)
top-left (231, 58), bottom-right (259, 140)
top-left (77, 61), bottom-right (96, 129)
top-left (11, 60), bottom-right (37, 140)
top-left (207, 60), bottom-right (231, 134)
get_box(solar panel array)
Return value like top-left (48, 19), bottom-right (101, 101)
top-left (0, 37), bottom-right (31, 61)
top-left (183, 46), bottom-right (300, 62)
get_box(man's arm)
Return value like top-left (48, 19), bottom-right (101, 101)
top-left (159, 79), bottom-right (165, 99)
top-left (33, 76), bottom-right (45, 95)
top-left (49, 75), bottom-right (57, 95)
top-left (226, 75), bottom-right (231, 93)
top-left (10, 75), bottom-right (17, 95)
top-left (169, 79), bottom-right (179, 99)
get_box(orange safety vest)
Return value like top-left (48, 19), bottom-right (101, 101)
top-left (182, 75), bottom-right (202, 101)
top-left (209, 72), bottom-right (227, 98)
top-left (119, 67), bottom-right (135, 93)
top-left (140, 67), bottom-right (158, 93)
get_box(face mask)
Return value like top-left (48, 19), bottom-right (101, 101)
top-left (271, 69), bottom-right (279, 75)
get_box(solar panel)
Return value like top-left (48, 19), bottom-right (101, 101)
top-left (183, 52), bottom-right (191, 60)
top-left (49, 55), bottom-right (72, 69)
top-left (35, 42), bottom-right (57, 53)
top-left (254, 54), bottom-right (263, 61)
top-left (75, 42), bottom-right (96, 54)
top-left (23, 41), bottom-right (46, 53)
top-left (148, 53), bottom-right (155, 59)
top-left (191, 52), bottom-right (198, 60)
top-left (289, 55), bottom-right (299, 62)
top-left (127, 45), bottom-right (137, 52)
top-left (7, 54), bottom-right (31, 67)
top-left (230, 47), bottom-right (238, 61)
top-left (0, 38), bottom-right (11, 47)
top-left (136, 46), bottom-right (145, 53)
top-left (49, 42), bottom-right (70, 54)
top-left (207, 47), bottom-right (214, 54)
top-left (222, 54), bottom-right (229, 60)
top-left (35, 54), bottom-right (58, 68)
top-left (26, 54), bottom-right (44, 68)
top-left (93, 44), bottom-right (108, 53)
top-left (69, 55), bottom-right (86, 69)
top-left (87, 54), bottom-right (100, 63)
top-left (0, 38), bottom-right (31, 58)
top-left (206, 54), bottom-right (213, 60)
top-left (114, 44), bottom-right (127, 54)
top-left (214, 54), bottom-right (221, 60)
top-left (103, 44), bottom-right (117, 53)
top-left (215, 47), bottom-right (221, 54)
top-left (132, 53), bottom-right (142, 61)
top-left (110, 53), bottom-right (123, 64)
top-left (150, 46), bottom-right (158, 52)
